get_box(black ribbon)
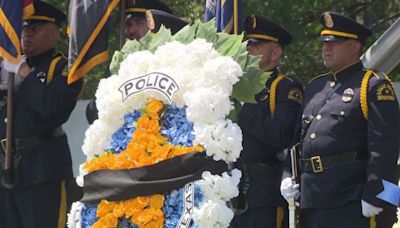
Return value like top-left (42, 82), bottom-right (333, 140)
top-left (81, 152), bottom-right (228, 204)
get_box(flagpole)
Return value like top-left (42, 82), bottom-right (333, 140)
top-left (233, 0), bottom-right (238, 34)
top-left (119, 0), bottom-right (126, 48)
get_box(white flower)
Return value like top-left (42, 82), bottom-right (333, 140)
top-left (192, 199), bottom-right (234, 228)
top-left (67, 201), bottom-right (83, 228)
top-left (184, 88), bottom-right (232, 124)
top-left (197, 170), bottom-right (241, 201)
top-left (193, 119), bottom-right (243, 162)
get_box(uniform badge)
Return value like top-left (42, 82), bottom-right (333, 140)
top-left (146, 10), bottom-right (155, 30)
top-left (288, 88), bottom-right (303, 104)
top-left (36, 71), bottom-right (47, 84)
top-left (324, 12), bottom-right (334, 28)
top-left (376, 82), bottom-right (396, 101)
top-left (342, 88), bottom-right (354, 103)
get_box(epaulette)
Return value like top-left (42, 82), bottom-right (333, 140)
top-left (46, 52), bottom-right (67, 85)
top-left (308, 72), bottom-right (330, 84)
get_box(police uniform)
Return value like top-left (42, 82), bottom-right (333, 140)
top-left (0, 2), bottom-right (83, 228)
top-left (231, 16), bottom-right (303, 228)
top-left (286, 12), bottom-right (399, 228)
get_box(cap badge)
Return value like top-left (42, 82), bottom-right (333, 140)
top-left (342, 88), bottom-right (354, 102)
top-left (324, 12), bottom-right (334, 28)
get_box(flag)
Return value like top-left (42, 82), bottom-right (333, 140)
top-left (67, 0), bottom-right (120, 84)
top-left (0, 0), bottom-right (34, 64)
top-left (204, 0), bottom-right (243, 34)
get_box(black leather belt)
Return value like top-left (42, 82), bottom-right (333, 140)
top-left (0, 127), bottom-right (65, 152)
top-left (300, 151), bottom-right (360, 173)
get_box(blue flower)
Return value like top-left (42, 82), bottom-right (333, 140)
top-left (110, 110), bottom-right (141, 154)
top-left (161, 105), bottom-right (195, 147)
top-left (163, 184), bottom-right (204, 228)
top-left (81, 203), bottom-right (98, 228)
top-left (118, 218), bottom-right (138, 228)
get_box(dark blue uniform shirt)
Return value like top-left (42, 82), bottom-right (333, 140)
top-left (290, 61), bottom-right (400, 209)
top-left (238, 69), bottom-right (303, 207)
top-left (0, 49), bottom-right (83, 188)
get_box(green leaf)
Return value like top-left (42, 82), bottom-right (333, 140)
top-left (227, 98), bottom-right (243, 123)
top-left (148, 26), bottom-right (173, 52)
top-left (233, 69), bottom-right (270, 103)
top-left (173, 21), bottom-right (199, 44)
top-left (194, 19), bottom-right (218, 44)
top-left (215, 32), bottom-right (243, 57)
top-left (109, 51), bottom-right (125, 74)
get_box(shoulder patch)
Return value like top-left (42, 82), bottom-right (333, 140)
top-left (288, 87), bottom-right (303, 104)
top-left (376, 82), bottom-right (396, 101)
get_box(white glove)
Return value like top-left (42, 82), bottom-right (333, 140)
top-left (361, 200), bottom-right (383, 217)
top-left (280, 177), bottom-right (300, 202)
top-left (2, 56), bottom-right (26, 74)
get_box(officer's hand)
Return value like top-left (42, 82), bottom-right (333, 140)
top-left (361, 200), bottom-right (383, 217)
top-left (280, 177), bottom-right (300, 202)
top-left (3, 56), bottom-right (26, 75)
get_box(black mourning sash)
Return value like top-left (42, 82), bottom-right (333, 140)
top-left (81, 152), bottom-right (228, 204)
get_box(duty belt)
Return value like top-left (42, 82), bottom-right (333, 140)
top-left (0, 127), bottom-right (65, 152)
top-left (300, 151), bottom-right (360, 173)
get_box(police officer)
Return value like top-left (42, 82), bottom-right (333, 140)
top-left (86, 0), bottom-right (188, 124)
top-left (0, 1), bottom-right (83, 227)
top-left (230, 15), bottom-right (303, 228)
top-left (281, 11), bottom-right (399, 228)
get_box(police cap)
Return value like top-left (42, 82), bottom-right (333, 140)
top-left (125, 0), bottom-right (172, 20)
top-left (23, 1), bottom-right (66, 27)
top-left (243, 15), bottom-right (292, 47)
top-left (320, 11), bottom-right (372, 43)
top-left (146, 9), bottom-right (188, 35)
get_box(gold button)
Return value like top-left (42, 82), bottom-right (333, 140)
top-left (316, 114), bottom-right (322, 120)
top-left (310, 133), bottom-right (316, 139)
top-left (330, 81), bottom-right (336, 87)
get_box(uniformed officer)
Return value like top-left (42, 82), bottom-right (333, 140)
top-left (230, 15), bottom-right (303, 228)
top-left (86, 0), bottom-right (188, 124)
top-left (0, 1), bottom-right (83, 227)
top-left (281, 11), bottom-right (399, 228)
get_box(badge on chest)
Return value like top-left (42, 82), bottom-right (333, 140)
top-left (342, 88), bottom-right (354, 103)
top-left (36, 71), bottom-right (47, 84)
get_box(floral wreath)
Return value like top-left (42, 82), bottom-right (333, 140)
top-left (68, 21), bottom-right (269, 228)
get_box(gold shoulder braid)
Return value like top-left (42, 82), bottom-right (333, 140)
top-left (269, 75), bottom-right (285, 119)
top-left (47, 55), bottom-right (64, 85)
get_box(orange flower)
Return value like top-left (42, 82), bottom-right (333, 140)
top-left (146, 99), bottom-right (164, 114)
top-left (84, 99), bottom-right (205, 227)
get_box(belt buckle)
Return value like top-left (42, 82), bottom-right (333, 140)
top-left (0, 139), bottom-right (6, 152)
top-left (311, 155), bottom-right (324, 173)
